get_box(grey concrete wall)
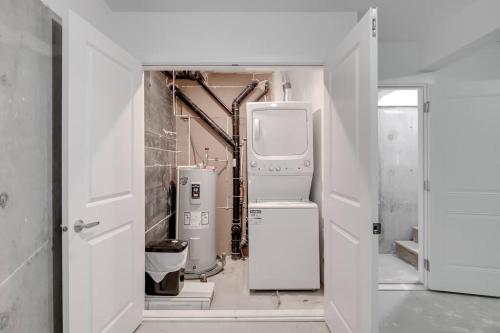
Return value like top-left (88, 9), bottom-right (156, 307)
top-left (144, 71), bottom-right (177, 243)
top-left (378, 107), bottom-right (419, 253)
top-left (0, 0), bottom-right (61, 332)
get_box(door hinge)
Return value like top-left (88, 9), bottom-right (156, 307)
top-left (372, 222), bottom-right (382, 235)
top-left (424, 180), bottom-right (430, 192)
top-left (372, 18), bottom-right (377, 37)
top-left (424, 101), bottom-right (430, 113)
top-left (424, 258), bottom-right (430, 271)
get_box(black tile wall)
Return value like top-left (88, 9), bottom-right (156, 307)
top-left (144, 71), bottom-right (176, 243)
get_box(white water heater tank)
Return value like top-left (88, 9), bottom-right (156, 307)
top-left (176, 166), bottom-right (217, 274)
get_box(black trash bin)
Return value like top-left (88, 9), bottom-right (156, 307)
top-left (145, 239), bottom-right (188, 296)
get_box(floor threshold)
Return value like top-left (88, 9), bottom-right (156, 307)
top-left (378, 283), bottom-right (426, 291)
top-left (143, 309), bottom-right (325, 322)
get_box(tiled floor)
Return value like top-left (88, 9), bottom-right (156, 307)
top-left (378, 253), bottom-right (419, 284)
top-left (208, 258), bottom-right (324, 310)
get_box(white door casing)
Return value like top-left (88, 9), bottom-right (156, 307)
top-left (322, 8), bottom-right (378, 333)
top-left (64, 11), bottom-right (144, 333)
top-left (428, 80), bottom-right (500, 297)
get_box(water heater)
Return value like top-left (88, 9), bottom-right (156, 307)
top-left (176, 166), bottom-right (218, 274)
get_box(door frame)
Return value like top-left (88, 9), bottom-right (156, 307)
top-left (143, 309), bottom-right (324, 322)
top-left (141, 64), bottom-right (326, 322)
top-left (378, 84), bottom-right (430, 286)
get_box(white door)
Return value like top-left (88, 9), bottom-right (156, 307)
top-left (427, 80), bottom-right (500, 297)
top-left (322, 9), bottom-right (378, 333)
top-left (64, 11), bottom-right (145, 333)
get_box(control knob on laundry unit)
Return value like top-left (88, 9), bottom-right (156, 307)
top-left (304, 160), bottom-right (311, 167)
top-left (268, 167), bottom-right (274, 172)
top-left (250, 161), bottom-right (257, 168)
top-left (275, 166), bottom-right (281, 172)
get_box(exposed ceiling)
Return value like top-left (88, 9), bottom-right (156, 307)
top-left (104, 0), bottom-right (476, 42)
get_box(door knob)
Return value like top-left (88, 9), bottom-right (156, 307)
top-left (74, 219), bottom-right (100, 232)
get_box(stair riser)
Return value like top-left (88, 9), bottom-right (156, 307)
top-left (412, 228), bottom-right (418, 243)
top-left (395, 243), bottom-right (418, 269)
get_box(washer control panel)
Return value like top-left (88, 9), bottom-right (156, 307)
top-left (248, 159), bottom-right (312, 175)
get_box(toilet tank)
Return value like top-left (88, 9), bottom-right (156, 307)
top-left (176, 166), bottom-right (218, 274)
top-left (246, 102), bottom-right (314, 202)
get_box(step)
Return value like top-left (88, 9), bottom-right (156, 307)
top-left (411, 225), bottom-right (419, 243)
top-left (145, 281), bottom-right (214, 310)
top-left (395, 240), bottom-right (418, 269)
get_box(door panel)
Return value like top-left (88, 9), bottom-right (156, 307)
top-left (329, 50), bottom-right (360, 205)
top-left (323, 9), bottom-right (378, 333)
top-left (90, 224), bottom-right (134, 332)
top-left (87, 46), bottom-right (134, 201)
top-left (428, 80), bottom-right (500, 297)
top-left (65, 11), bottom-right (144, 333)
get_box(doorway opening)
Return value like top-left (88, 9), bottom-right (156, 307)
top-left (143, 67), bottom-right (325, 315)
top-left (377, 87), bottom-right (426, 288)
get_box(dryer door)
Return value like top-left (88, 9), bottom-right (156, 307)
top-left (252, 108), bottom-right (308, 157)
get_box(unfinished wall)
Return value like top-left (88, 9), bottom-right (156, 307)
top-left (144, 71), bottom-right (176, 243)
top-left (378, 107), bottom-right (419, 253)
top-left (174, 72), bottom-right (272, 254)
top-left (0, 1), bottom-right (62, 332)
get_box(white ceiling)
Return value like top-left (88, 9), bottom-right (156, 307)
top-left (103, 0), bottom-right (476, 42)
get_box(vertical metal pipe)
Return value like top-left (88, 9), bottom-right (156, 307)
top-left (188, 116), bottom-right (191, 165)
top-left (167, 74), bottom-right (266, 258)
top-left (240, 80), bottom-right (270, 254)
top-left (231, 81), bottom-right (258, 258)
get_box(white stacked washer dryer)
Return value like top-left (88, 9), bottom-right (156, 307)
top-left (246, 101), bottom-right (320, 290)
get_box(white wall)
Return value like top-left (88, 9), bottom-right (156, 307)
top-left (380, 0), bottom-right (500, 81)
top-left (273, 69), bottom-right (325, 281)
top-left (379, 41), bottom-right (422, 81)
top-left (113, 12), bottom-right (356, 65)
top-left (41, 3), bottom-right (357, 66)
top-left (421, 0), bottom-right (500, 71)
top-left (436, 42), bottom-right (500, 82)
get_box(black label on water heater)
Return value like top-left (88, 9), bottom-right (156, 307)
top-left (191, 183), bottom-right (200, 199)
top-left (249, 209), bottom-right (262, 225)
